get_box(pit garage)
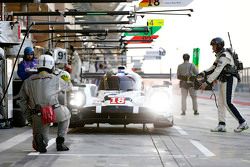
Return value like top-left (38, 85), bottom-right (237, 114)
top-left (0, 1), bottom-right (250, 167)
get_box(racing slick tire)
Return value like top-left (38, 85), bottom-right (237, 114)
top-left (153, 119), bottom-right (174, 128)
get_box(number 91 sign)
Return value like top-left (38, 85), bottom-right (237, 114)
top-left (54, 48), bottom-right (67, 64)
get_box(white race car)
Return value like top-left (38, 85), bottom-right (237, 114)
top-left (68, 68), bottom-right (173, 129)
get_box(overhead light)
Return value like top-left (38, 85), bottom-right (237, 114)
top-left (75, 16), bottom-right (84, 19)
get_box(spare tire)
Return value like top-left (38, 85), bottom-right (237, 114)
top-left (13, 109), bottom-right (26, 127)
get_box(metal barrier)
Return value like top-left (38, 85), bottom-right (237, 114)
top-left (237, 67), bottom-right (250, 92)
top-left (239, 67), bottom-right (250, 84)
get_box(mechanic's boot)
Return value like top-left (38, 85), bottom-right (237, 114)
top-left (56, 137), bottom-right (69, 151)
top-left (234, 121), bottom-right (249, 133)
top-left (194, 110), bottom-right (199, 115)
top-left (210, 125), bottom-right (226, 132)
top-left (33, 134), bottom-right (47, 153)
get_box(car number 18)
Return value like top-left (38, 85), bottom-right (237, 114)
top-left (110, 97), bottom-right (126, 104)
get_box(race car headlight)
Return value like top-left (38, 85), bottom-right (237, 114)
top-left (147, 91), bottom-right (170, 113)
top-left (69, 91), bottom-right (86, 107)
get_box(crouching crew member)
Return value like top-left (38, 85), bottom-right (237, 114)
top-left (19, 54), bottom-right (72, 153)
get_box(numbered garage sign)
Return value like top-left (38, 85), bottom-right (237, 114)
top-left (54, 48), bottom-right (67, 64)
top-left (139, 0), bottom-right (193, 7)
top-left (147, 19), bottom-right (164, 27)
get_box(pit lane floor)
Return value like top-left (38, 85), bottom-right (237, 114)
top-left (0, 91), bottom-right (249, 167)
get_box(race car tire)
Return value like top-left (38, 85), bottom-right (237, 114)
top-left (153, 123), bottom-right (169, 128)
top-left (153, 119), bottom-right (173, 128)
top-left (13, 109), bottom-right (26, 127)
top-left (69, 122), bottom-right (85, 128)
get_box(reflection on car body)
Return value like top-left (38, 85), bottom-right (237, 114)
top-left (68, 68), bottom-right (173, 129)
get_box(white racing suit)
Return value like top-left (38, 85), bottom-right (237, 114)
top-left (204, 49), bottom-right (246, 125)
top-left (71, 51), bottom-right (82, 83)
top-left (19, 71), bottom-right (72, 152)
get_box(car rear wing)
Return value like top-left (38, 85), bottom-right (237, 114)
top-left (138, 68), bottom-right (172, 80)
top-left (80, 70), bottom-right (172, 80)
top-left (138, 73), bottom-right (171, 80)
top-left (80, 72), bottom-right (105, 83)
top-left (80, 72), bottom-right (105, 79)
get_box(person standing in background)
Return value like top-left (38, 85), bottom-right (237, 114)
top-left (17, 47), bottom-right (38, 80)
top-left (69, 45), bottom-right (82, 84)
top-left (177, 53), bottom-right (199, 116)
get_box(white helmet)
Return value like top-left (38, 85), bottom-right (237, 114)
top-left (37, 54), bottom-right (55, 70)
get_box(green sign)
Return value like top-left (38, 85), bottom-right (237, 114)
top-left (149, 26), bottom-right (161, 35)
top-left (124, 26), bottom-right (162, 36)
top-left (192, 48), bottom-right (200, 68)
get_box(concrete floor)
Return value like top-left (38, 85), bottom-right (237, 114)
top-left (0, 91), bottom-right (249, 167)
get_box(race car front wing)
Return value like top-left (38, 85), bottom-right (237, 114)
top-left (70, 105), bottom-right (173, 128)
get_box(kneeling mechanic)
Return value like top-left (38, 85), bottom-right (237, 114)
top-left (19, 54), bottom-right (72, 153)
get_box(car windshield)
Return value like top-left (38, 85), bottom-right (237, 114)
top-left (98, 75), bottom-right (136, 91)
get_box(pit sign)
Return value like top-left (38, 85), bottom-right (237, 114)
top-left (139, 0), bottom-right (193, 7)
top-left (54, 48), bottom-right (67, 64)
